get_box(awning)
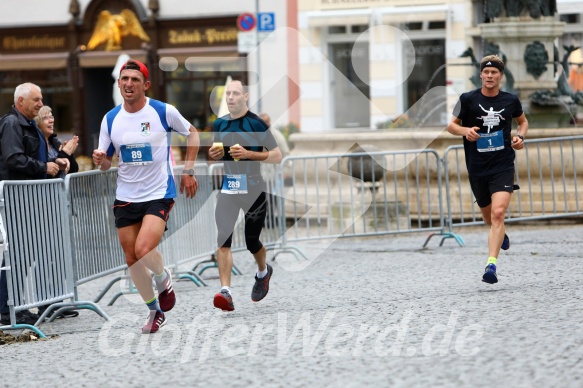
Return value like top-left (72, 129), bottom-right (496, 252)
top-left (0, 52), bottom-right (69, 70)
top-left (557, 0), bottom-right (583, 14)
top-left (303, 5), bottom-right (449, 28)
top-left (78, 50), bottom-right (147, 68)
top-left (379, 5), bottom-right (449, 23)
top-left (305, 8), bottom-right (372, 28)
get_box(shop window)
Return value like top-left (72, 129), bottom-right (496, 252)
top-left (328, 26), bottom-right (347, 34)
top-left (428, 21), bottom-right (446, 30)
top-left (351, 25), bottom-right (368, 34)
top-left (0, 69), bottom-right (72, 133)
top-left (560, 14), bottom-right (580, 24)
top-left (163, 60), bottom-right (246, 132)
top-left (403, 39), bottom-right (446, 126)
top-left (329, 41), bottom-right (370, 128)
top-left (404, 22), bottom-right (423, 31)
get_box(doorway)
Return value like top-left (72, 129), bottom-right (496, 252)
top-left (329, 41), bottom-right (370, 128)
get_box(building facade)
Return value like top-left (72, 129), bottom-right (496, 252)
top-left (297, 0), bottom-right (583, 132)
top-left (0, 0), bottom-right (296, 154)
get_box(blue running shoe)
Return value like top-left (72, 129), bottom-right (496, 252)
top-left (501, 233), bottom-right (510, 250)
top-left (482, 263), bottom-right (498, 284)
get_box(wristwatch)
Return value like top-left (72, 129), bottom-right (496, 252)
top-left (516, 134), bottom-right (524, 141)
top-left (182, 168), bottom-right (195, 176)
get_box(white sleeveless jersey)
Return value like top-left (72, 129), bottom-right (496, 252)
top-left (98, 98), bottom-right (191, 202)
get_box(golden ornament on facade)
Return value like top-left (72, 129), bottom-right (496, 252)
top-left (87, 9), bottom-right (150, 51)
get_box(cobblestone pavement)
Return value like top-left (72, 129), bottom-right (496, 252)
top-left (2, 223), bottom-right (583, 387)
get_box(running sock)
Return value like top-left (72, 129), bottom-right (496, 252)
top-left (146, 296), bottom-right (162, 313)
top-left (257, 267), bottom-right (268, 278)
top-left (221, 286), bottom-right (232, 295)
top-left (153, 268), bottom-right (169, 289)
top-left (153, 268), bottom-right (168, 283)
top-left (487, 256), bottom-right (497, 265)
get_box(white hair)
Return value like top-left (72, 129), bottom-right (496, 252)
top-left (14, 82), bottom-right (40, 105)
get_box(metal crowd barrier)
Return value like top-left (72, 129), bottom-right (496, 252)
top-left (160, 164), bottom-right (216, 285)
top-left (65, 169), bottom-right (124, 293)
top-left (278, 149), bottom-right (460, 250)
top-left (0, 179), bottom-right (108, 338)
top-left (443, 135), bottom-right (583, 236)
top-left (66, 165), bottom-right (218, 305)
top-left (206, 163), bottom-right (303, 269)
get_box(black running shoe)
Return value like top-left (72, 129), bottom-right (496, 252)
top-left (501, 234), bottom-right (510, 250)
top-left (251, 264), bottom-right (273, 302)
top-left (482, 263), bottom-right (498, 284)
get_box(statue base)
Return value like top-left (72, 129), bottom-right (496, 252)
top-left (479, 19), bottom-right (565, 101)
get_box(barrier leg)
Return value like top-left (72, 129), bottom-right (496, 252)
top-left (192, 255), bottom-right (216, 273)
top-left (270, 245), bottom-right (309, 261)
top-left (0, 323), bottom-right (46, 338)
top-left (93, 275), bottom-right (124, 303)
top-left (45, 302), bottom-right (110, 323)
top-left (107, 289), bottom-right (138, 306)
top-left (178, 271), bottom-right (208, 287)
top-left (422, 231), bottom-right (465, 247)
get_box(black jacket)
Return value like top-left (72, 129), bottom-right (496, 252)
top-left (48, 134), bottom-right (79, 174)
top-left (0, 107), bottom-right (47, 180)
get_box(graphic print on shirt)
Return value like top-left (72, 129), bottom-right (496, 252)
top-left (141, 122), bottom-right (150, 136)
top-left (477, 104), bottom-right (505, 133)
top-left (476, 104), bottom-right (506, 152)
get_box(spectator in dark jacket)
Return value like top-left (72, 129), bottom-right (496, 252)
top-left (34, 105), bottom-right (79, 178)
top-left (0, 83), bottom-right (69, 326)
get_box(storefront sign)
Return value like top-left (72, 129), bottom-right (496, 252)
top-left (1, 34), bottom-right (67, 52)
top-left (166, 28), bottom-right (238, 47)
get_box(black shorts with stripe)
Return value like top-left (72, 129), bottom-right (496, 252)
top-left (113, 198), bottom-right (175, 229)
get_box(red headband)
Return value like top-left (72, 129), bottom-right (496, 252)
top-left (120, 60), bottom-right (149, 80)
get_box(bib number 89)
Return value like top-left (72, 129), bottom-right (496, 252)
top-left (228, 181), bottom-right (240, 189)
top-left (131, 150), bottom-right (142, 159)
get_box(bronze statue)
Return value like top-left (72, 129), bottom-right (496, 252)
top-left (524, 41), bottom-right (549, 79)
top-left (504, 0), bottom-right (522, 17)
top-left (522, 0), bottom-right (557, 18)
top-left (460, 47), bottom-right (481, 88)
top-left (483, 0), bottom-right (557, 19)
top-left (484, 0), bottom-right (504, 19)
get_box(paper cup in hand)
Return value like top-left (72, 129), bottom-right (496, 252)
top-left (230, 144), bottom-right (240, 161)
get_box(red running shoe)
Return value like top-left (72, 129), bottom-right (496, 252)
top-left (157, 268), bottom-right (176, 312)
top-left (142, 310), bottom-right (166, 334)
top-left (213, 289), bottom-right (235, 311)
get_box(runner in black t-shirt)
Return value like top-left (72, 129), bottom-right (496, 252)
top-left (447, 55), bottom-right (529, 284)
top-left (208, 80), bottom-right (282, 311)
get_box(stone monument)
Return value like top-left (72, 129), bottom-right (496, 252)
top-left (478, 0), bottom-right (579, 127)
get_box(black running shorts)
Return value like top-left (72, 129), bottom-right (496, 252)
top-left (113, 198), bottom-right (175, 228)
top-left (468, 169), bottom-right (515, 208)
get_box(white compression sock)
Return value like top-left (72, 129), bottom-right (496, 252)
top-left (257, 267), bottom-right (268, 278)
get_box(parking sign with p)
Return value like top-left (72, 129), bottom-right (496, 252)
top-left (257, 12), bottom-right (275, 31)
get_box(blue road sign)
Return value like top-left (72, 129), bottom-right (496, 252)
top-left (257, 12), bottom-right (275, 31)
